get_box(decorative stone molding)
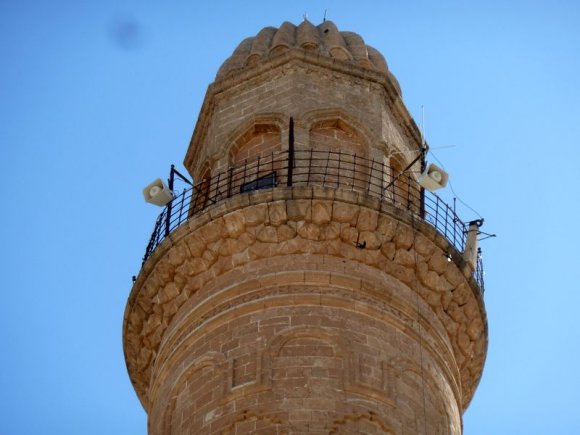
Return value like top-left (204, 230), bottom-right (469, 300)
top-left (124, 187), bottom-right (487, 414)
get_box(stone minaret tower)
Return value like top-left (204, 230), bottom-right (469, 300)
top-left (124, 21), bottom-right (487, 434)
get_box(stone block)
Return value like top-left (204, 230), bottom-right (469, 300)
top-left (311, 200), bottom-right (332, 225)
top-left (429, 251), bottom-right (449, 275)
top-left (286, 199), bottom-right (311, 221)
top-left (223, 210), bottom-right (246, 238)
top-left (256, 225), bottom-right (278, 243)
top-left (267, 201), bottom-right (288, 226)
top-left (414, 233), bottom-right (435, 257)
top-left (393, 223), bottom-right (413, 249)
top-left (243, 203), bottom-right (268, 226)
top-left (319, 222), bottom-right (341, 240)
top-left (380, 242), bottom-right (396, 261)
top-left (277, 224), bottom-right (297, 242)
top-left (296, 221), bottom-right (320, 240)
top-left (356, 208), bottom-right (378, 231)
top-left (332, 201), bottom-right (359, 224)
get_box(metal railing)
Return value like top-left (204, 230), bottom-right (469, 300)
top-left (143, 149), bottom-right (484, 292)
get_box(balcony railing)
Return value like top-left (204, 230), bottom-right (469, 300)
top-left (143, 149), bottom-right (484, 292)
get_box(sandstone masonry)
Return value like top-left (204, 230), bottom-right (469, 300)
top-left (124, 20), bottom-right (487, 435)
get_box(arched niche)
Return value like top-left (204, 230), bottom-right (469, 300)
top-left (229, 123), bottom-right (283, 166)
top-left (309, 118), bottom-right (367, 157)
top-left (159, 352), bottom-right (226, 435)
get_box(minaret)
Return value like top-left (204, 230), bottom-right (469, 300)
top-left (124, 20), bottom-right (487, 434)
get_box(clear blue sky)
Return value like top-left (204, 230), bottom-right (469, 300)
top-left (1, 1), bottom-right (579, 434)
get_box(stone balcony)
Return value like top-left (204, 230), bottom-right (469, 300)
top-left (141, 149), bottom-right (484, 294)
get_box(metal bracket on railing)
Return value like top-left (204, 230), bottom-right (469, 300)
top-left (383, 146), bottom-right (426, 192)
top-left (166, 165), bottom-right (193, 237)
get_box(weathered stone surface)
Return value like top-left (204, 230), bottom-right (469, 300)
top-left (197, 218), bottom-right (227, 244)
top-left (423, 287), bottom-right (442, 306)
top-left (361, 248), bottom-right (381, 266)
top-left (414, 233), bottom-right (435, 257)
top-left (187, 257), bottom-right (209, 275)
top-left (332, 202), bottom-right (359, 223)
top-left (438, 308), bottom-right (459, 337)
top-left (447, 301), bottom-right (466, 324)
top-left (256, 225), bottom-right (278, 243)
top-left (393, 223), bottom-right (413, 249)
top-left (311, 200), bottom-right (332, 225)
top-left (268, 201), bottom-right (287, 226)
top-left (357, 208), bottom-right (378, 231)
top-left (429, 252), bottom-right (449, 274)
top-left (167, 244), bottom-right (188, 267)
top-left (359, 230), bottom-right (381, 250)
top-left (218, 238), bottom-right (242, 257)
top-left (417, 261), bottom-right (441, 291)
top-left (296, 221), bottom-right (320, 240)
top-left (126, 197), bottom-right (485, 435)
top-left (248, 241), bottom-right (275, 260)
top-left (394, 248), bottom-right (415, 267)
top-left (441, 290), bottom-right (453, 311)
top-left (162, 299), bottom-right (180, 318)
top-left (277, 224), bottom-right (296, 241)
top-left (340, 226), bottom-right (358, 245)
top-left (384, 261), bottom-right (415, 286)
top-left (457, 329), bottom-right (473, 357)
top-left (377, 215), bottom-right (396, 241)
top-left (202, 249), bottom-right (218, 268)
top-left (185, 236), bottom-right (205, 257)
top-left (158, 282), bottom-right (180, 304)
top-left (127, 193), bottom-right (486, 430)
top-left (286, 199), bottom-right (311, 221)
top-left (320, 222), bottom-right (341, 240)
top-left (154, 258), bottom-right (175, 282)
top-left (243, 203), bottom-right (268, 226)
top-left (223, 210), bottom-right (246, 237)
top-left (445, 262), bottom-right (464, 288)
top-left (464, 299), bottom-right (480, 319)
top-left (452, 283), bottom-right (472, 306)
top-left (380, 242), bottom-right (396, 260)
top-left (467, 317), bottom-right (484, 341)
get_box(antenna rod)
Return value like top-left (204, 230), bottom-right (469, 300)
top-left (384, 148), bottom-right (426, 192)
top-left (421, 105), bottom-right (425, 147)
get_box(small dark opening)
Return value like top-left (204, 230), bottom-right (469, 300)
top-left (240, 171), bottom-right (277, 193)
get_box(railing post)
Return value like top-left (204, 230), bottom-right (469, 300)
top-left (165, 165), bottom-right (176, 237)
top-left (368, 158), bottom-right (374, 194)
top-left (337, 150), bottom-right (341, 188)
top-left (380, 159), bottom-right (385, 201)
top-left (177, 191), bottom-right (186, 226)
top-left (351, 153), bottom-right (356, 188)
top-left (391, 168), bottom-right (396, 205)
top-left (227, 167), bottom-right (233, 198)
top-left (243, 160), bottom-right (247, 187)
top-left (271, 151), bottom-right (274, 182)
top-left (434, 196), bottom-right (440, 229)
top-left (214, 172), bottom-right (221, 203)
top-left (406, 174), bottom-right (411, 210)
top-left (287, 117), bottom-right (294, 187)
top-left (444, 202), bottom-right (449, 239)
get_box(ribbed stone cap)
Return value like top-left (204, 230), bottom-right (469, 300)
top-left (216, 20), bottom-right (401, 94)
